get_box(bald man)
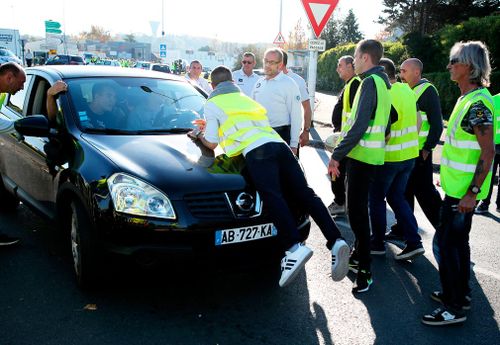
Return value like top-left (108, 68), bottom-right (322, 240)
top-left (0, 62), bottom-right (27, 246)
top-left (388, 58), bottom-right (443, 240)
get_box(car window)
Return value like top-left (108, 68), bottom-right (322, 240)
top-left (7, 74), bottom-right (33, 115)
top-left (66, 77), bottom-right (206, 133)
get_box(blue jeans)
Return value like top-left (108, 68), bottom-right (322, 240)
top-left (435, 195), bottom-right (474, 311)
top-left (245, 142), bottom-right (341, 250)
top-left (370, 159), bottom-right (420, 246)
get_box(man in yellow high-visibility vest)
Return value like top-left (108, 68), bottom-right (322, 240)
top-left (328, 39), bottom-right (392, 293)
top-left (193, 65), bottom-right (350, 288)
top-left (422, 41), bottom-right (495, 326)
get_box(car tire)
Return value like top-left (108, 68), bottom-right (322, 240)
top-left (70, 200), bottom-right (101, 289)
top-left (0, 178), bottom-right (19, 212)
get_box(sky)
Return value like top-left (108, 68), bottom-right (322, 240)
top-left (2, 0), bottom-right (385, 44)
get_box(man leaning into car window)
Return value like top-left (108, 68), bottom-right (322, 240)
top-left (0, 62), bottom-right (27, 246)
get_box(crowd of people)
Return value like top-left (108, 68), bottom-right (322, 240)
top-left (1, 35), bottom-right (499, 327)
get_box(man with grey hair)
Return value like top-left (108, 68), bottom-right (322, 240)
top-left (389, 58), bottom-right (443, 241)
top-left (0, 62), bottom-right (27, 246)
top-left (251, 48), bottom-right (302, 155)
top-left (232, 52), bottom-right (259, 96)
top-left (328, 55), bottom-right (360, 215)
top-left (192, 65), bottom-right (350, 288)
top-left (422, 41), bottom-right (495, 326)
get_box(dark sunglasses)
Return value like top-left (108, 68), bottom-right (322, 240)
top-left (449, 58), bottom-right (460, 65)
top-left (242, 61), bottom-right (253, 64)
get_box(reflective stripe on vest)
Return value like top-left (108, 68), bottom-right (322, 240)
top-left (341, 76), bottom-right (361, 128)
top-left (413, 82), bottom-right (437, 150)
top-left (440, 88), bottom-right (494, 200)
top-left (339, 74), bottom-right (391, 165)
top-left (494, 94), bottom-right (500, 145)
top-left (385, 82), bottom-right (419, 162)
top-left (208, 92), bottom-right (281, 157)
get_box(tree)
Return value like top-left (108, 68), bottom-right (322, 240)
top-left (198, 45), bottom-right (211, 52)
top-left (320, 17), bottom-right (342, 50)
top-left (124, 34), bottom-right (136, 43)
top-left (79, 25), bottom-right (111, 43)
top-left (339, 9), bottom-right (364, 44)
top-left (286, 19), bottom-right (307, 50)
top-left (379, 0), bottom-right (499, 35)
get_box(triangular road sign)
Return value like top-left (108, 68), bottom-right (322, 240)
top-left (273, 32), bottom-right (286, 45)
top-left (301, 0), bottom-right (340, 38)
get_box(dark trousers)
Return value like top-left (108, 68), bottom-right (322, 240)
top-left (404, 150), bottom-right (443, 230)
top-left (273, 125), bottom-right (291, 146)
top-left (370, 159), bottom-right (420, 246)
top-left (346, 158), bottom-right (376, 271)
top-left (245, 142), bottom-right (341, 250)
top-left (482, 152), bottom-right (500, 207)
top-left (436, 195), bottom-right (474, 311)
top-left (330, 157), bottom-right (347, 206)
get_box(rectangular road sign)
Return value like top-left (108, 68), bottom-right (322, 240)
top-left (308, 39), bottom-right (326, 51)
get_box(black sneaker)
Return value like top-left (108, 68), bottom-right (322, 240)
top-left (352, 270), bottom-right (372, 293)
top-left (395, 243), bottom-right (425, 260)
top-left (430, 291), bottom-right (471, 311)
top-left (422, 306), bottom-right (466, 326)
top-left (370, 241), bottom-right (386, 255)
top-left (0, 233), bottom-right (20, 247)
top-left (348, 257), bottom-right (359, 274)
top-left (475, 202), bottom-right (489, 214)
top-left (385, 230), bottom-right (405, 242)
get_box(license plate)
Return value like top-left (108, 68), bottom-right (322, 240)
top-left (215, 223), bottom-right (277, 246)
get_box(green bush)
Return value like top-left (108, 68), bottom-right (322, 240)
top-left (424, 71), bottom-right (500, 119)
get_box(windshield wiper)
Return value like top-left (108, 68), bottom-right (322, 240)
top-left (140, 86), bottom-right (203, 104)
top-left (134, 128), bottom-right (193, 134)
top-left (83, 128), bottom-right (135, 134)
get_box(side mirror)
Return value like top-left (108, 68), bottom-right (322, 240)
top-left (14, 115), bottom-right (50, 137)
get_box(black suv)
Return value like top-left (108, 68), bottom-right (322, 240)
top-left (45, 54), bottom-right (85, 65)
top-left (0, 66), bottom-right (309, 288)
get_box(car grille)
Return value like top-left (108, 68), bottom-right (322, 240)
top-left (184, 192), bottom-right (232, 219)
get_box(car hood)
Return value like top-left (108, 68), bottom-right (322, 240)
top-left (81, 133), bottom-right (246, 197)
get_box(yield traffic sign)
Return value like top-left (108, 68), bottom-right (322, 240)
top-left (301, 0), bottom-right (339, 38)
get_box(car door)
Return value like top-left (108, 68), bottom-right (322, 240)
top-left (0, 74), bottom-right (34, 195)
top-left (11, 73), bottom-right (62, 219)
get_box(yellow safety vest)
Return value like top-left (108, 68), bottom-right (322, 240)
top-left (441, 88), bottom-right (494, 200)
top-left (0, 93), bottom-right (6, 107)
top-left (413, 81), bottom-right (439, 150)
top-left (341, 76), bottom-right (361, 128)
top-left (493, 93), bottom-right (500, 145)
top-left (385, 82), bottom-right (419, 162)
top-left (338, 74), bottom-right (391, 165)
top-left (208, 92), bottom-right (281, 157)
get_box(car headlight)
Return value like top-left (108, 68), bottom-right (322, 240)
top-left (107, 173), bottom-right (176, 220)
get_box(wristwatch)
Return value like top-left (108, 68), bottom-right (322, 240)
top-left (469, 185), bottom-right (481, 194)
top-left (304, 127), bottom-right (311, 132)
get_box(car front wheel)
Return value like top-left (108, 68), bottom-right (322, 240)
top-left (0, 177), bottom-right (19, 212)
top-left (70, 200), bottom-right (101, 289)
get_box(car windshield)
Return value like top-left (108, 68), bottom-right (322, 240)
top-left (66, 77), bottom-right (206, 134)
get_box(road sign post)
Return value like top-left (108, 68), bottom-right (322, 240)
top-left (301, 0), bottom-right (339, 122)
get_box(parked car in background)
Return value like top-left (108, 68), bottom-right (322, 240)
top-left (150, 63), bottom-right (171, 73)
top-left (0, 48), bottom-right (22, 65)
top-left (0, 65), bottom-right (309, 288)
top-left (45, 54), bottom-right (85, 65)
top-left (94, 59), bottom-right (121, 67)
top-left (134, 61), bottom-right (152, 70)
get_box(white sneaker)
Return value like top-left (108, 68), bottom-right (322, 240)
top-left (328, 202), bottom-right (346, 215)
top-left (279, 244), bottom-right (313, 287)
top-left (331, 238), bottom-right (350, 281)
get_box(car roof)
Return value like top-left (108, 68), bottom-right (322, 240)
top-left (26, 65), bottom-right (184, 81)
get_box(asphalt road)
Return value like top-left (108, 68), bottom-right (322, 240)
top-left (0, 92), bottom-right (499, 345)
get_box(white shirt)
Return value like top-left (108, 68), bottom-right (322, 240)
top-left (185, 74), bottom-right (212, 95)
top-left (251, 72), bottom-right (302, 148)
top-left (285, 70), bottom-right (309, 102)
top-left (232, 69), bottom-right (260, 97)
